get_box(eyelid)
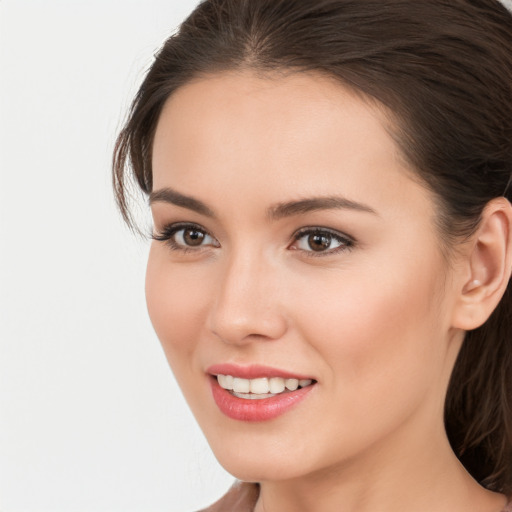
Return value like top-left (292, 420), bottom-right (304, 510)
top-left (290, 226), bottom-right (355, 256)
top-left (152, 222), bottom-right (355, 256)
top-left (152, 222), bottom-right (219, 251)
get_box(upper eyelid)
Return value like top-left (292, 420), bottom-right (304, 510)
top-left (153, 223), bottom-right (351, 237)
top-left (153, 221), bottom-right (210, 235)
top-left (151, 223), bottom-right (220, 254)
top-left (152, 222), bottom-right (216, 243)
top-left (293, 226), bottom-right (354, 242)
top-left (152, 222), bottom-right (355, 249)
top-left (290, 227), bottom-right (356, 256)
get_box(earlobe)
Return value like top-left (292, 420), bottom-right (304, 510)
top-left (452, 198), bottom-right (512, 331)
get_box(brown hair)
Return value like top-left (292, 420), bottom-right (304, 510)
top-left (113, 0), bottom-right (512, 493)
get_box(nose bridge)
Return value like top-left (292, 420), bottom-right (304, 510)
top-left (208, 243), bottom-right (287, 344)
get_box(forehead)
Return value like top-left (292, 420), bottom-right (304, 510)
top-left (152, 71), bottom-right (393, 174)
top-left (151, 70), bottom-right (431, 220)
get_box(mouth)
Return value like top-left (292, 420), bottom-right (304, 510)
top-left (206, 365), bottom-right (317, 422)
top-left (216, 374), bottom-right (314, 399)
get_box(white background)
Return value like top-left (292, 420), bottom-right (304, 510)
top-left (0, 1), bottom-right (233, 510)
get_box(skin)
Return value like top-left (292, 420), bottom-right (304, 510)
top-left (146, 71), bottom-right (510, 512)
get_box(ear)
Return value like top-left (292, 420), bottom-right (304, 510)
top-left (451, 197), bottom-right (512, 331)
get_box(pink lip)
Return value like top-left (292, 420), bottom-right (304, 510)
top-left (209, 377), bottom-right (314, 422)
top-left (207, 366), bottom-right (316, 422)
top-left (206, 363), bottom-right (314, 380)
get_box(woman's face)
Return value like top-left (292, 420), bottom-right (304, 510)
top-left (147, 71), bottom-right (464, 481)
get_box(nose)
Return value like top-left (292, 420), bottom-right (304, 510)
top-left (207, 249), bottom-right (288, 345)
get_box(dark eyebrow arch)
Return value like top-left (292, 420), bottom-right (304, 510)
top-left (268, 196), bottom-right (377, 220)
top-left (149, 187), bottom-right (377, 220)
top-left (149, 188), bottom-right (215, 218)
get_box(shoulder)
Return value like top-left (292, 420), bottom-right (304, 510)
top-left (197, 481), bottom-right (260, 512)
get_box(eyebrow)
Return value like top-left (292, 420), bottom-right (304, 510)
top-left (149, 187), bottom-right (377, 219)
top-left (149, 188), bottom-right (216, 218)
top-left (268, 196), bottom-right (377, 220)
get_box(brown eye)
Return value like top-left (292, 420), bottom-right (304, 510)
top-left (183, 228), bottom-right (206, 246)
top-left (152, 223), bottom-right (219, 250)
top-left (173, 225), bottom-right (218, 248)
top-left (308, 233), bottom-right (332, 252)
top-left (291, 227), bottom-right (354, 255)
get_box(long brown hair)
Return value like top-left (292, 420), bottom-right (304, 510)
top-left (113, 0), bottom-right (512, 493)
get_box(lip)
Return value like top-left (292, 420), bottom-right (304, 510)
top-left (207, 365), bottom-right (316, 422)
top-left (206, 363), bottom-right (314, 380)
top-left (209, 377), bottom-right (315, 422)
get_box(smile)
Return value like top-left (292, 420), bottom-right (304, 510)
top-left (209, 369), bottom-right (316, 422)
top-left (217, 374), bottom-right (314, 399)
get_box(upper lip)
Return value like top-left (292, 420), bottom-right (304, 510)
top-left (206, 363), bottom-right (315, 381)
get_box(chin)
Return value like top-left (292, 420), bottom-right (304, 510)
top-left (214, 449), bottom-right (306, 482)
top-left (203, 424), bottom-right (339, 483)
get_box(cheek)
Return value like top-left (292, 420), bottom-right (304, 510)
top-left (290, 253), bottom-right (448, 410)
top-left (145, 245), bottom-right (211, 371)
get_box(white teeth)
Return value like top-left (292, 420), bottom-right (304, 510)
top-left (285, 378), bottom-right (299, 391)
top-left (269, 377), bottom-right (285, 393)
top-left (218, 374), bottom-right (234, 390)
top-left (216, 375), bottom-right (314, 396)
top-left (233, 377), bottom-right (250, 393)
top-left (250, 378), bottom-right (270, 394)
top-left (232, 392), bottom-right (275, 400)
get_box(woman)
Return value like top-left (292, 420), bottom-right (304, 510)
top-left (113, 1), bottom-right (512, 510)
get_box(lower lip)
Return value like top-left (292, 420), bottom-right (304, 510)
top-left (209, 376), bottom-right (315, 422)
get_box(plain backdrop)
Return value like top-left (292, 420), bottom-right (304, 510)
top-left (0, 1), bottom-right (234, 511)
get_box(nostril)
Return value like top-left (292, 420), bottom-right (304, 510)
top-left (209, 320), bottom-right (288, 346)
top-left (208, 304), bottom-right (288, 345)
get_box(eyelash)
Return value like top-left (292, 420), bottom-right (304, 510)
top-left (291, 227), bottom-right (355, 257)
top-left (151, 223), bottom-right (355, 256)
top-left (151, 222), bottom-right (218, 253)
